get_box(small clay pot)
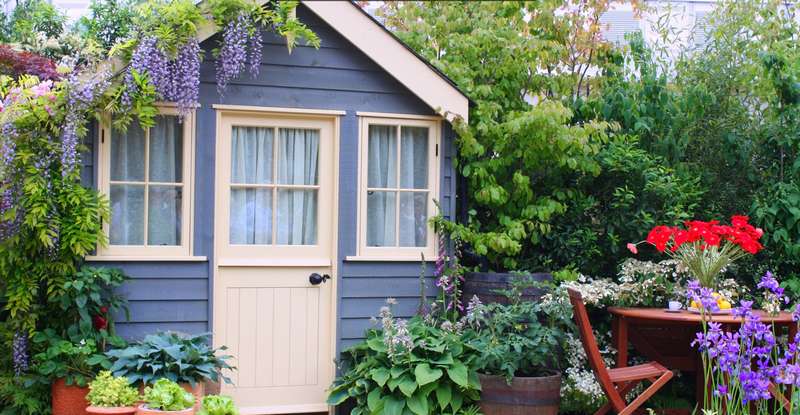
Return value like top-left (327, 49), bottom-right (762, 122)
top-left (135, 404), bottom-right (194, 415)
top-left (180, 382), bottom-right (204, 411)
top-left (52, 378), bottom-right (90, 415)
top-left (86, 406), bottom-right (138, 415)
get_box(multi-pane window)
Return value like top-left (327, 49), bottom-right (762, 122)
top-left (98, 108), bottom-right (193, 257)
top-left (359, 117), bottom-right (439, 258)
top-left (228, 126), bottom-right (320, 246)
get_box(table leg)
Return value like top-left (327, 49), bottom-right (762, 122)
top-left (612, 316), bottom-right (628, 367)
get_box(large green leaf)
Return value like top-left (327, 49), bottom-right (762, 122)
top-left (446, 362), bottom-right (469, 387)
top-left (371, 367), bottom-right (391, 387)
top-left (398, 376), bottom-right (417, 397)
top-left (414, 363), bottom-right (443, 386)
top-left (382, 396), bottom-right (405, 415)
top-left (367, 388), bottom-right (383, 412)
top-left (436, 382), bottom-right (452, 408)
top-left (406, 391), bottom-right (429, 415)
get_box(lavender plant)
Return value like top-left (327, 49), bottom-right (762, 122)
top-left (691, 272), bottom-right (800, 414)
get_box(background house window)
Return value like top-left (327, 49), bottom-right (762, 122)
top-left (97, 107), bottom-right (194, 258)
top-left (358, 116), bottom-right (439, 259)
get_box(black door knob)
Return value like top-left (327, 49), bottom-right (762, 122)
top-left (309, 273), bottom-right (331, 285)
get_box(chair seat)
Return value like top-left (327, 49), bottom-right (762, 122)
top-left (608, 362), bottom-right (670, 383)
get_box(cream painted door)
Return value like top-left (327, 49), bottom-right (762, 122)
top-left (213, 111), bottom-right (337, 415)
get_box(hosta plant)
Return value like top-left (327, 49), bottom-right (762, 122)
top-left (198, 395), bottom-right (239, 415)
top-left (327, 301), bottom-right (482, 415)
top-left (86, 371), bottom-right (139, 407)
top-left (142, 378), bottom-right (194, 411)
top-left (106, 332), bottom-right (233, 387)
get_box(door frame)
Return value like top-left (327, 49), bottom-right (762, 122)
top-left (211, 105), bottom-right (341, 414)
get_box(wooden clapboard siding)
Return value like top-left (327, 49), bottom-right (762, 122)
top-left (83, 4), bottom-right (458, 353)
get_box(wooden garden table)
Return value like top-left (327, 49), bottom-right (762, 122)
top-left (608, 307), bottom-right (797, 405)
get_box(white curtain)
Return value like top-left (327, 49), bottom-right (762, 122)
top-left (276, 128), bottom-right (319, 245)
top-left (229, 126), bottom-right (274, 244)
top-left (109, 121), bottom-right (146, 245)
top-left (399, 127), bottom-right (428, 247)
top-left (147, 115), bottom-right (182, 246)
top-left (366, 125), bottom-right (397, 247)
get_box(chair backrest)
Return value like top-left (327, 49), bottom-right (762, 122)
top-left (566, 288), bottom-right (624, 408)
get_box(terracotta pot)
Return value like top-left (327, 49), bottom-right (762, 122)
top-left (86, 407), bottom-right (138, 415)
top-left (135, 404), bottom-right (194, 415)
top-left (478, 372), bottom-right (561, 415)
top-left (180, 382), bottom-right (204, 411)
top-left (52, 378), bottom-right (90, 415)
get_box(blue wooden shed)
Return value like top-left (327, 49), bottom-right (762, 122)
top-left (83, 1), bottom-right (469, 413)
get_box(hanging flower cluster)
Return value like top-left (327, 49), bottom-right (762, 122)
top-left (691, 272), bottom-right (800, 413)
top-left (11, 331), bottom-right (29, 376)
top-left (629, 216), bottom-right (765, 287)
top-left (122, 36), bottom-right (200, 117)
top-left (216, 13), bottom-right (263, 95)
top-left (62, 71), bottom-right (111, 176)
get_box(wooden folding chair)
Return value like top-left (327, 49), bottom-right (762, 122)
top-left (567, 288), bottom-right (674, 415)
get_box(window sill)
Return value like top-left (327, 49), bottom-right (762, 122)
top-left (217, 258), bottom-right (331, 267)
top-left (345, 256), bottom-right (439, 262)
top-left (85, 255), bottom-right (208, 262)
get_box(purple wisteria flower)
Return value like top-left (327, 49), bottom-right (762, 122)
top-left (217, 13), bottom-right (263, 96)
top-left (12, 331), bottom-right (28, 376)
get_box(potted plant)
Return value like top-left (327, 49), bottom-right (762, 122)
top-left (86, 371), bottom-right (140, 414)
top-left (33, 329), bottom-right (113, 415)
top-left (464, 281), bottom-right (572, 415)
top-left (138, 378), bottom-right (195, 414)
top-left (198, 395), bottom-right (239, 415)
top-left (107, 332), bottom-right (233, 409)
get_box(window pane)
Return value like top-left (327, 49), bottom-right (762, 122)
top-left (399, 192), bottom-right (428, 247)
top-left (230, 188), bottom-right (273, 244)
top-left (366, 190), bottom-right (396, 247)
top-left (400, 126), bottom-right (428, 189)
top-left (367, 125), bottom-right (397, 188)
top-left (231, 126), bottom-right (273, 184)
top-left (147, 185), bottom-right (182, 246)
top-left (109, 184), bottom-right (144, 245)
top-left (110, 121), bottom-right (145, 181)
top-left (277, 128), bottom-right (319, 185)
top-left (149, 115), bottom-right (183, 183)
top-left (276, 189), bottom-right (317, 245)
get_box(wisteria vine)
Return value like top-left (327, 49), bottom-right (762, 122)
top-left (217, 13), bottom-right (263, 96)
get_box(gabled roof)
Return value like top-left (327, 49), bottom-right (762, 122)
top-left (155, 0), bottom-right (470, 123)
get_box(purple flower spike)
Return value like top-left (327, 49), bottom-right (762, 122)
top-left (12, 331), bottom-right (29, 376)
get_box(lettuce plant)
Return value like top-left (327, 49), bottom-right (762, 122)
top-left (143, 378), bottom-right (194, 411)
top-left (198, 395), bottom-right (239, 415)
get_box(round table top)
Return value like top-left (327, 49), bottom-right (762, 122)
top-left (607, 307), bottom-right (795, 324)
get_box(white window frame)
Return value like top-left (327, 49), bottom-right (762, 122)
top-left (354, 114), bottom-right (441, 261)
top-left (93, 106), bottom-right (196, 259)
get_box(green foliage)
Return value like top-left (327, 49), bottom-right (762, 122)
top-left (465, 278), bottom-right (572, 381)
top-left (77, 0), bottom-right (136, 53)
top-left (53, 267), bottom-right (129, 340)
top-left (107, 332), bottom-right (234, 386)
top-left (0, 75), bottom-right (110, 332)
top-left (530, 137), bottom-right (704, 275)
top-left (86, 371), bottom-right (140, 407)
top-left (327, 314), bottom-right (482, 415)
top-left (143, 378), bottom-right (195, 411)
top-left (0, 373), bottom-right (50, 415)
top-left (198, 395), bottom-right (239, 415)
top-left (7, 0), bottom-right (66, 45)
top-left (32, 329), bottom-right (109, 387)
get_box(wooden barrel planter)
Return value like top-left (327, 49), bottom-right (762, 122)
top-left (478, 373), bottom-right (561, 415)
top-left (462, 272), bottom-right (551, 305)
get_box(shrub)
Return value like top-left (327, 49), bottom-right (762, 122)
top-left (86, 371), bottom-right (139, 407)
top-left (0, 45), bottom-right (61, 80)
top-left (143, 378), bottom-right (194, 411)
top-left (327, 303), bottom-right (482, 415)
top-left (106, 332), bottom-right (233, 386)
top-left (198, 395), bottom-right (239, 415)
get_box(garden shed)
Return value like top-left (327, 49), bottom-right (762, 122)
top-left (82, 1), bottom-right (469, 413)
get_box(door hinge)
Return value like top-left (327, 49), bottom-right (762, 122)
top-left (436, 144), bottom-right (439, 157)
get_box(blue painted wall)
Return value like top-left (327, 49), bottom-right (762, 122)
top-left (86, 4), bottom-right (457, 353)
